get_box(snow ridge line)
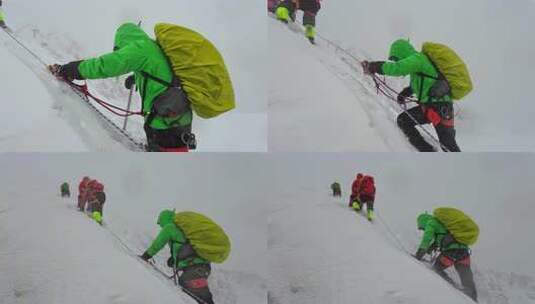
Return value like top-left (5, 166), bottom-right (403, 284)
top-left (0, 27), bottom-right (145, 151)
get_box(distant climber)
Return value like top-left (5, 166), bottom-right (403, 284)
top-left (86, 179), bottom-right (106, 225)
top-left (349, 173), bottom-right (376, 221)
top-left (140, 210), bottom-right (231, 304)
top-left (60, 182), bottom-right (71, 198)
top-left (331, 182), bottom-right (341, 197)
top-left (78, 176), bottom-right (91, 211)
top-left (268, 0), bottom-right (279, 13)
top-left (348, 173), bottom-right (363, 207)
top-left (362, 39), bottom-right (472, 152)
top-left (0, 0), bottom-right (7, 29)
top-left (414, 208), bottom-right (478, 302)
top-left (275, 0), bottom-right (322, 44)
top-left (48, 22), bottom-right (235, 152)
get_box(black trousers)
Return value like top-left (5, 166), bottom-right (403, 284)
top-left (349, 195), bottom-right (374, 210)
top-left (397, 105), bottom-right (461, 152)
top-left (179, 264), bottom-right (214, 304)
top-left (433, 249), bottom-right (477, 302)
top-left (279, 0), bottom-right (320, 26)
top-left (144, 124), bottom-right (191, 152)
top-left (89, 192), bottom-right (106, 216)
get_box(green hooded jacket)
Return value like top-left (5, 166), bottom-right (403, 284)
top-left (146, 210), bottom-right (208, 269)
top-left (381, 39), bottom-right (452, 104)
top-left (417, 213), bottom-right (467, 251)
top-left (77, 23), bottom-right (192, 129)
top-left (60, 182), bottom-right (69, 192)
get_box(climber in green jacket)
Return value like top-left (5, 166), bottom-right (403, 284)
top-left (139, 210), bottom-right (214, 304)
top-left (60, 182), bottom-right (70, 197)
top-left (48, 23), bottom-right (194, 152)
top-left (362, 39), bottom-right (460, 152)
top-left (414, 213), bottom-right (477, 302)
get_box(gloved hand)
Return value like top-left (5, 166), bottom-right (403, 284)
top-left (361, 61), bottom-right (385, 75)
top-left (139, 251), bottom-right (152, 262)
top-left (397, 87), bottom-right (413, 104)
top-left (124, 74), bottom-right (136, 90)
top-left (413, 248), bottom-right (426, 261)
top-left (167, 256), bottom-right (175, 268)
top-left (48, 61), bottom-right (84, 81)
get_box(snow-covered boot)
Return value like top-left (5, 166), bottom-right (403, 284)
top-left (305, 25), bottom-right (315, 44)
top-left (367, 209), bottom-right (374, 221)
top-left (92, 211), bottom-right (103, 225)
top-left (275, 7), bottom-right (290, 23)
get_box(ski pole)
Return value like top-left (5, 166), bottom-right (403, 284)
top-left (122, 85), bottom-right (134, 130)
top-left (121, 19), bottom-right (142, 131)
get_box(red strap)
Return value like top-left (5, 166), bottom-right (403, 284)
top-left (439, 255), bottom-right (455, 268)
top-left (186, 278), bottom-right (208, 289)
top-left (423, 107), bottom-right (442, 127)
top-left (159, 146), bottom-right (189, 153)
top-left (458, 255), bottom-right (471, 267)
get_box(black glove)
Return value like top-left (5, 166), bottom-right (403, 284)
top-left (413, 248), bottom-right (426, 261)
top-left (48, 61), bottom-right (84, 81)
top-left (397, 87), bottom-right (413, 104)
top-left (362, 61), bottom-right (385, 75)
top-left (167, 256), bottom-right (175, 268)
top-left (124, 74), bottom-right (136, 90)
top-left (139, 251), bottom-right (152, 262)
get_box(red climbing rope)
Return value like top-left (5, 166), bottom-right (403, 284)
top-left (65, 81), bottom-right (143, 117)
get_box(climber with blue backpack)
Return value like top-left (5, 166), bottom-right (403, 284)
top-left (48, 23), bottom-right (235, 152)
top-left (362, 39), bottom-right (473, 152)
top-left (139, 210), bottom-right (231, 304)
top-left (414, 207), bottom-right (478, 302)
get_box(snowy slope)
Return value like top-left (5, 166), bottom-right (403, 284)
top-left (0, 0), bottom-right (267, 152)
top-left (0, 154), bottom-right (267, 303)
top-left (267, 153), bottom-right (535, 303)
top-left (269, 0), bottom-right (535, 151)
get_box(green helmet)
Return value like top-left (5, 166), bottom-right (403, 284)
top-left (388, 39), bottom-right (417, 62)
top-left (157, 209), bottom-right (176, 228)
top-left (417, 213), bottom-right (433, 230)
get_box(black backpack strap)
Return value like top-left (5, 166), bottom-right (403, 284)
top-left (140, 71), bottom-right (182, 89)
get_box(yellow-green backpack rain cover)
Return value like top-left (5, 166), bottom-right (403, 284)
top-left (155, 23), bottom-right (235, 118)
top-left (174, 211), bottom-right (231, 263)
top-left (433, 207), bottom-right (479, 245)
top-left (422, 42), bottom-right (473, 100)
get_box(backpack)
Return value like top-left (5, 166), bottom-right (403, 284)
top-left (174, 211), bottom-right (231, 263)
top-left (360, 176), bottom-right (375, 197)
top-left (433, 207), bottom-right (479, 245)
top-left (153, 23), bottom-right (235, 119)
top-left (421, 42), bottom-right (473, 100)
